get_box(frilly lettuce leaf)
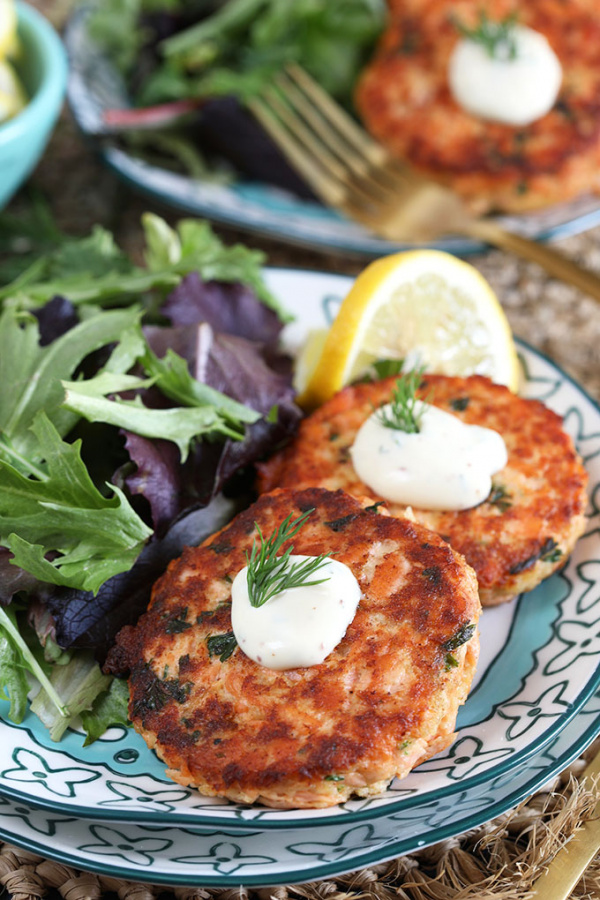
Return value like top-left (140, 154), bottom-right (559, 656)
top-left (80, 676), bottom-right (130, 746)
top-left (0, 305), bottom-right (143, 464)
top-left (0, 413), bottom-right (152, 594)
top-left (0, 213), bottom-right (283, 318)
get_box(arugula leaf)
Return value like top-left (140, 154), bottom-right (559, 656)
top-left (80, 676), bottom-right (131, 745)
top-left (0, 192), bottom-right (67, 285)
top-left (0, 413), bottom-right (152, 594)
top-left (88, 0), bottom-right (145, 74)
top-left (141, 214), bottom-right (287, 317)
top-left (63, 379), bottom-right (252, 462)
top-left (30, 650), bottom-right (112, 742)
top-left (158, 0), bottom-right (385, 107)
top-left (139, 343), bottom-right (260, 425)
top-left (0, 214), bottom-right (284, 321)
top-left (0, 223), bottom-right (178, 308)
top-left (0, 306), bottom-right (143, 464)
top-left (0, 622), bottom-right (30, 722)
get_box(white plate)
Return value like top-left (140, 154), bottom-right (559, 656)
top-left (0, 684), bottom-right (598, 887)
top-left (0, 269), bottom-right (598, 838)
top-left (64, 10), bottom-right (600, 258)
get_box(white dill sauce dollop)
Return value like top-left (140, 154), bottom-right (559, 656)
top-left (448, 23), bottom-right (562, 127)
top-left (350, 400), bottom-right (508, 511)
top-left (231, 556), bottom-right (361, 670)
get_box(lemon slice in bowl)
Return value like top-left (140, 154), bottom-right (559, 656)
top-left (0, 0), bottom-right (18, 60)
top-left (0, 59), bottom-right (27, 123)
top-left (297, 249), bottom-right (519, 409)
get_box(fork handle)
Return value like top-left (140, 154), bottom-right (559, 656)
top-left (464, 219), bottom-right (600, 302)
top-left (528, 743), bottom-right (600, 899)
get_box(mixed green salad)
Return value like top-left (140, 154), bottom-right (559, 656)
top-left (0, 210), bottom-right (301, 743)
top-left (87, 0), bottom-right (386, 185)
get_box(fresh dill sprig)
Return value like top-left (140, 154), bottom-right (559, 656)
top-left (376, 367), bottom-right (426, 434)
top-left (453, 10), bottom-right (519, 60)
top-left (245, 509), bottom-right (331, 608)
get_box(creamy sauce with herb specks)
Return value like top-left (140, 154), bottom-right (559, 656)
top-left (231, 557), bottom-right (361, 670)
top-left (350, 402), bottom-right (507, 511)
top-left (448, 25), bottom-right (562, 126)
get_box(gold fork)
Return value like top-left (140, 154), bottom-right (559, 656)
top-left (248, 64), bottom-right (600, 302)
top-left (529, 741), bottom-right (600, 899)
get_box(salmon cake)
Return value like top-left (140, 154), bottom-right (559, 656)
top-left (355, 0), bottom-right (600, 213)
top-left (257, 375), bottom-right (588, 606)
top-left (109, 487), bottom-right (480, 809)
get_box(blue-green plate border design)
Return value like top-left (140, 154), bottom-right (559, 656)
top-left (0, 683), bottom-right (598, 887)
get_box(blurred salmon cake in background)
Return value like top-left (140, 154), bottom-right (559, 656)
top-left (108, 487), bottom-right (480, 809)
top-left (356, 0), bottom-right (600, 213)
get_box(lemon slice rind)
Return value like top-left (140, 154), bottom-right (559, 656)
top-left (298, 250), bottom-right (519, 409)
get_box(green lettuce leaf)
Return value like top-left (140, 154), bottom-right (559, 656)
top-left (141, 213), bottom-right (288, 317)
top-left (0, 413), bottom-right (152, 594)
top-left (62, 381), bottom-right (249, 461)
top-left (139, 343), bottom-right (260, 423)
top-left (30, 651), bottom-right (112, 742)
top-left (0, 305), bottom-right (143, 464)
top-left (0, 623), bottom-right (30, 722)
top-left (0, 605), bottom-right (68, 722)
top-left (80, 677), bottom-right (131, 746)
top-left (0, 214), bottom-right (286, 319)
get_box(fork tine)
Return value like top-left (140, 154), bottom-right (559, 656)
top-left (260, 86), bottom-right (357, 187)
top-left (284, 62), bottom-right (387, 165)
top-left (248, 95), bottom-right (402, 234)
top-left (284, 63), bottom-right (416, 193)
top-left (272, 71), bottom-right (388, 199)
top-left (252, 87), bottom-right (384, 208)
top-left (247, 96), bottom-right (347, 207)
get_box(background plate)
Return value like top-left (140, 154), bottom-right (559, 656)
top-left (64, 10), bottom-right (600, 258)
top-left (0, 269), bottom-right (598, 831)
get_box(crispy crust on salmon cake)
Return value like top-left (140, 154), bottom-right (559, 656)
top-left (110, 487), bottom-right (480, 809)
top-left (355, 0), bottom-right (600, 213)
top-left (257, 375), bottom-right (588, 606)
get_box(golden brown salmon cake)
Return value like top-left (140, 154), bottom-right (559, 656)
top-left (257, 375), bottom-right (588, 606)
top-left (355, 0), bottom-right (600, 213)
top-left (110, 487), bottom-right (480, 809)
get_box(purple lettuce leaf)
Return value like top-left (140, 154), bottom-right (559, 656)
top-left (161, 272), bottom-right (283, 345)
top-left (45, 495), bottom-right (237, 662)
top-left (130, 323), bottom-right (301, 514)
top-left (121, 433), bottom-right (181, 533)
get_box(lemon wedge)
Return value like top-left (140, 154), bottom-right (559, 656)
top-left (0, 58), bottom-right (27, 123)
top-left (0, 0), bottom-right (18, 60)
top-left (297, 249), bottom-right (519, 409)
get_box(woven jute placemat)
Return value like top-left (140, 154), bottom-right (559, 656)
top-left (0, 739), bottom-right (599, 900)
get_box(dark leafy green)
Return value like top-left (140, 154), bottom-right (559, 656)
top-left (0, 208), bottom-right (298, 743)
top-left (0, 413), bottom-right (153, 594)
top-left (81, 676), bottom-right (131, 745)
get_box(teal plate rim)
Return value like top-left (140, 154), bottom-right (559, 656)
top-left (0, 685), bottom-right (597, 888)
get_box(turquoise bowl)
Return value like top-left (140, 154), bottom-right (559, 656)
top-left (0, 3), bottom-right (68, 209)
